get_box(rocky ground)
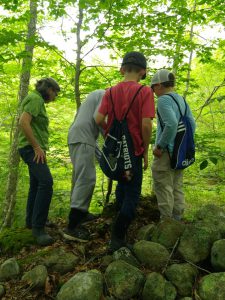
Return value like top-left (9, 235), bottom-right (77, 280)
top-left (0, 196), bottom-right (159, 299)
top-left (0, 196), bottom-right (225, 300)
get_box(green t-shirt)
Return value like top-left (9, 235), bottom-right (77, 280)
top-left (18, 91), bottom-right (49, 150)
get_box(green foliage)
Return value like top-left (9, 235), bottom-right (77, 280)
top-left (209, 157), bottom-right (218, 165)
top-left (200, 160), bottom-right (208, 170)
top-left (0, 228), bottom-right (35, 254)
top-left (0, 0), bottom-right (21, 11)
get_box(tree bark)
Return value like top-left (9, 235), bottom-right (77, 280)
top-left (74, 5), bottom-right (83, 109)
top-left (183, 0), bottom-right (196, 99)
top-left (70, 5), bottom-right (83, 195)
top-left (172, 23), bottom-right (184, 76)
top-left (1, 0), bottom-right (38, 230)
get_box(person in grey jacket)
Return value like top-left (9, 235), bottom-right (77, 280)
top-left (63, 89), bottom-right (105, 242)
top-left (151, 69), bottom-right (196, 221)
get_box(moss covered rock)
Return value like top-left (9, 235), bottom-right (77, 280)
top-left (101, 255), bottom-right (113, 267)
top-left (142, 272), bottom-right (176, 300)
top-left (211, 239), bottom-right (225, 271)
top-left (133, 240), bottom-right (170, 271)
top-left (151, 218), bottom-right (185, 249)
top-left (194, 204), bottom-right (225, 236)
top-left (198, 272), bottom-right (225, 300)
top-left (105, 260), bottom-right (145, 299)
top-left (0, 284), bottom-right (5, 297)
top-left (22, 265), bottom-right (48, 289)
top-left (57, 269), bottom-right (103, 300)
top-left (165, 263), bottom-right (198, 297)
top-left (113, 247), bottom-right (140, 268)
top-left (136, 224), bottom-right (156, 241)
top-left (178, 223), bottom-right (220, 263)
top-left (18, 248), bottom-right (50, 267)
top-left (40, 247), bottom-right (79, 274)
top-left (0, 258), bottom-right (20, 281)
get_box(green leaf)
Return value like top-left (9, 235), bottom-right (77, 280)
top-left (200, 160), bottom-right (208, 170)
top-left (209, 157), bottom-right (218, 165)
top-left (216, 95), bottom-right (225, 102)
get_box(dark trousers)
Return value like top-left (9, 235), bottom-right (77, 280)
top-left (19, 146), bottom-right (53, 228)
top-left (115, 155), bottom-right (143, 220)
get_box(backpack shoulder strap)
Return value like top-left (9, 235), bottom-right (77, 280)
top-left (157, 109), bottom-right (164, 130)
top-left (124, 85), bottom-right (145, 119)
top-left (165, 93), bottom-right (187, 117)
top-left (109, 88), bottom-right (117, 119)
top-left (109, 85), bottom-right (145, 120)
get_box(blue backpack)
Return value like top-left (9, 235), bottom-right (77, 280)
top-left (100, 86), bottom-right (144, 181)
top-left (157, 94), bottom-right (195, 170)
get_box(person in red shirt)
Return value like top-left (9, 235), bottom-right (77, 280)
top-left (95, 51), bottom-right (155, 251)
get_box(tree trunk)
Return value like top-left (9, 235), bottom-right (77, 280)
top-left (70, 5), bottom-right (83, 196)
top-left (1, 0), bottom-right (38, 230)
top-left (183, 1), bottom-right (196, 99)
top-left (74, 6), bottom-right (83, 109)
top-left (172, 23), bottom-right (184, 76)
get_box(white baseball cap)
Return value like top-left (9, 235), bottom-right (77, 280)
top-left (151, 69), bottom-right (174, 86)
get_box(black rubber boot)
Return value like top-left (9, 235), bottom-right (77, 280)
top-left (68, 208), bottom-right (87, 230)
top-left (32, 228), bottom-right (54, 246)
top-left (109, 213), bottom-right (132, 252)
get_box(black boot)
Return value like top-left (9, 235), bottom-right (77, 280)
top-left (109, 213), bottom-right (132, 252)
top-left (68, 208), bottom-right (87, 230)
top-left (64, 208), bottom-right (90, 242)
top-left (32, 228), bottom-right (54, 246)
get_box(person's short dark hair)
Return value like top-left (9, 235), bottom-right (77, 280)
top-left (35, 78), bottom-right (60, 100)
top-left (122, 51), bottom-right (147, 69)
top-left (161, 73), bottom-right (175, 87)
top-left (151, 69), bottom-right (175, 88)
top-left (121, 51), bottom-right (147, 79)
top-left (122, 64), bottom-right (143, 73)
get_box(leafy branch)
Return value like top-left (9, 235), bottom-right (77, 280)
top-left (196, 78), bottom-right (225, 121)
top-left (37, 32), bottom-right (76, 68)
top-left (80, 0), bottom-right (115, 61)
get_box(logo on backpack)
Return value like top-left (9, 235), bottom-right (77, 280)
top-left (157, 94), bottom-right (195, 170)
top-left (100, 86), bottom-right (144, 181)
top-left (122, 135), bottom-right (132, 170)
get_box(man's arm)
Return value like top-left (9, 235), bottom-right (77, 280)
top-left (95, 142), bottom-right (102, 163)
top-left (157, 99), bottom-right (178, 149)
top-left (19, 112), bottom-right (45, 163)
top-left (95, 112), bottom-right (106, 129)
top-left (142, 117), bottom-right (152, 170)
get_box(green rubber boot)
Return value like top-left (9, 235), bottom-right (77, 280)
top-left (32, 228), bottom-right (54, 246)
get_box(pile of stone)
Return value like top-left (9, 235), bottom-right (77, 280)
top-left (1, 203), bottom-right (225, 300)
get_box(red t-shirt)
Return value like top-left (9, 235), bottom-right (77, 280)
top-left (98, 81), bottom-right (155, 156)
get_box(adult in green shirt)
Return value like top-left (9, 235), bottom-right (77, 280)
top-left (18, 78), bottom-right (60, 246)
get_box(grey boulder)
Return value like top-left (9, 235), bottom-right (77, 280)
top-left (105, 260), bottom-right (145, 299)
top-left (57, 269), bottom-right (103, 300)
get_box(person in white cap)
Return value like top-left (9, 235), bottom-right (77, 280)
top-left (150, 69), bottom-right (196, 221)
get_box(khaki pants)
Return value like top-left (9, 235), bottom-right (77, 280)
top-left (151, 152), bottom-right (185, 218)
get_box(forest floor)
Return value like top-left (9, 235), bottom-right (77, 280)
top-left (0, 195), bottom-right (164, 300)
